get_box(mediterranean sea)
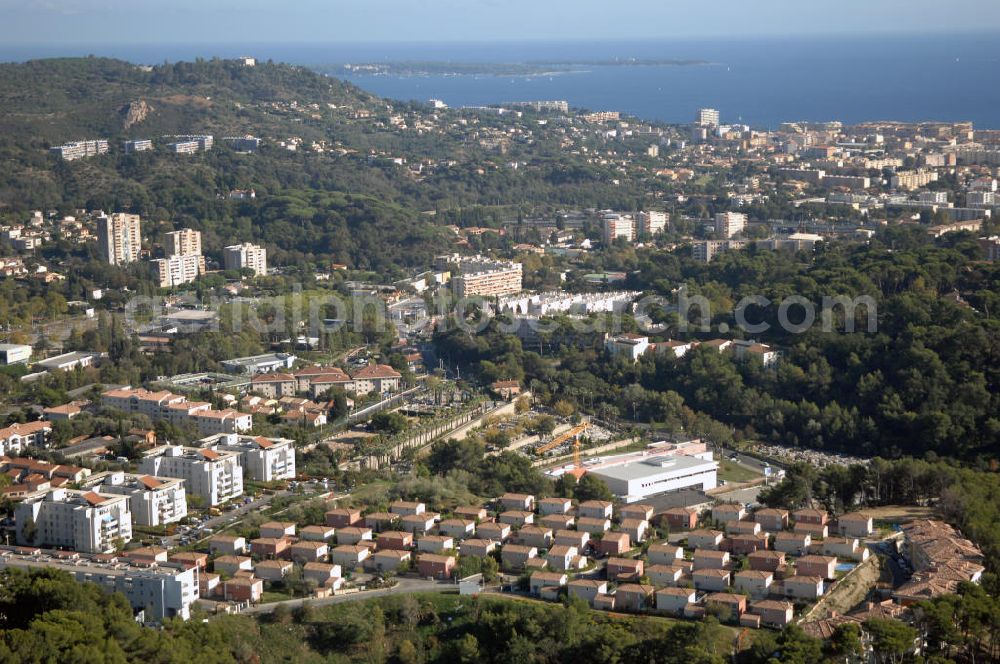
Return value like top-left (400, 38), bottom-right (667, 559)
top-left (3, 33), bottom-right (999, 128)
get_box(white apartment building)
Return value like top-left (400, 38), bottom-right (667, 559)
top-left (139, 446), bottom-right (244, 507)
top-left (102, 387), bottom-right (189, 419)
top-left (166, 135), bottom-right (213, 153)
top-left (605, 334), bottom-right (650, 362)
top-left (603, 213), bottom-right (636, 245)
top-left (715, 212), bottom-right (747, 239)
top-left (693, 240), bottom-right (746, 263)
top-left (968, 191), bottom-right (996, 208)
top-left (102, 387), bottom-right (252, 436)
top-left (917, 191), bottom-right (949, 205)
top-left (0, 548), bottom-right (199, 621)
top-left (98, 213), bottom-right (142, 265)
top-left (152, 253), bottom-right (205, 287)
top-left (697, 108), bottom-right (720, 127)
top-left (226, 136), bottom-right (261, 152)
top-left (95, 472), bottom-right (188, 527)
top-left (451, 262), bottom-right (522, 298)
top-left (164, 228), bottom-right (202, 256)
top-left (0, 421), bottom-right (51, 457)
top-left (16, 488), bottom-right (133, 553)
top-left (191, 409), bottom-right (253, 436)
top-left (351, 363), bottom-right (402, 396)
top-left (498, 291), bottom-right (638, 317)
top-left (199, 433), bottom-right (296, 482)
top-left (637, 211), bottom-right (668, 237)
top-left (223, 242), bottom-right (268, 276)
top-left (50, 139), bottom-right (109, 160)
top-left (168, 140), bottom-right (200, 154)
top-left (980, 236), bottom-right (1000, 261)
top-left (891, 170), bottom-right (939, 191)
top-left (730, 340), bottom-right (780, 368)
top-left (124, 139), bottom-right (153, 153)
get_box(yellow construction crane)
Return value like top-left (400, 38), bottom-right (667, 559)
top-left (535, 422), bottom-right (589, 455)
top-left (568, 435), bottom-right (587, 480)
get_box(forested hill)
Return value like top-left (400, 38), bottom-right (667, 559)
top-left (0, 57), bottom-right (644, 271)
top-left (0, 56), bottom-right (374, 149)
top-left (0, 57), bottom-right (456, 272)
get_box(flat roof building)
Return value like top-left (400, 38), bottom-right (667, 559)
top-left (0, 546), bottom-right (198, 621)
top-left (93, 471), bottom-right (187, 527)
top-left (0, 343), bottom-right (32, 365)
top-left (152, 253), bottom-right (205, 288)
top-left (50, 139), bottom-right (109, 161)
top-left (198, 433), bottom-right (296, 482)
top-left (223, 242), bottom-right (267, 277)
top-left (15, 488), bottom-right (133, 553)
top-left (138, 445), bottom-right (243, 507)
top-left (98, 213), bottom-right (141, 266)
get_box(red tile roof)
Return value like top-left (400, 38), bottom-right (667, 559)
top-left (137, 475), bottom-right (162, 489)
top-left (352, 364), bottom-right (401, 380)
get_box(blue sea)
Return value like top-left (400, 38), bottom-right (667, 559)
top-left (3, 34), bottom-right (1000, 128)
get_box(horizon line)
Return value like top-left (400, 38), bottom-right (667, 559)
top-left (2, 28), bottom-right (1000, 50)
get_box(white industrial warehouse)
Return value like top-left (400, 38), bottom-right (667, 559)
top-left (587, 453), bottom-right (719, 503)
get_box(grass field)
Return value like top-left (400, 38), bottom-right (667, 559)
top-left (260, 590), bottom-right (295, 603)
top-left (864, 505), bottom-right (936, 520)
top-left (344, 479), bottom-right (394, 507)
top-left (717, 459), bottom-right (763, 484)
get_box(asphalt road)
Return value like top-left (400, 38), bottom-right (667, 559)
top-left (719, 447), bottom-right (776, 475)
top-left (164, 494), bottom-right (278, 548)
top-left (166, 488), bottom-right (318, 548)
top-left (716, 485), bottom-right (765, 506)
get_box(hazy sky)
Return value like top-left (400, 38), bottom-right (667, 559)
top-left (3, 0), bottom-right (999, 44)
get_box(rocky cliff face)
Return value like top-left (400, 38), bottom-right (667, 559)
top-left (121, 99), bottom-right (152, 129)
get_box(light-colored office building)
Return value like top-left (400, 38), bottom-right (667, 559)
top-left (223, 242), bottom-right (268, 277)
top-left (138, 446), bottom-right (243, 507)
top-left (94, 471), bottom-right (188, 527)
top-left (199, 433), bottom-right (296, 482)
top-left (16, 488), bottom-right (133, 553)
top-left (98, 213), bottom-right (142, 265)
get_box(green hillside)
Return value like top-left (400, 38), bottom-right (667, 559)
top-left (0, 57), bottom-right (455, 270)
top-left (0, 56), bottom-right (372, 146)
top-left (0, 56), bottom-right (646, 269)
